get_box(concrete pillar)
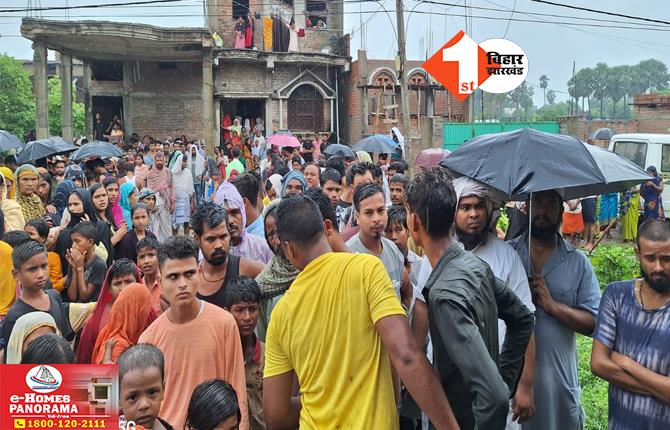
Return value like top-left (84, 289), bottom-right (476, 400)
top-left (265, 98), bottom-right (273, 134)
top-left (361, 86), bottom-right (369, 138)
top-left (83, 63), bottom-right (93, 139)
top-left (122, 61), bottom-right (134, 138)
top-left (33, 40), bottom-right (49, 139)
top-left (202, 49), bottom-right (215, 155)
top-left (60, 52), bottom-right (73, 142)
top-left (215, 100), bottom-right (221, 149)
top-left (294, 0), bottom-right (306, 31)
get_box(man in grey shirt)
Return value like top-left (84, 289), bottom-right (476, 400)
top-left (347, 183), bottom-right (405, 299)
top-left (406, 170), bottom-right (535, 430)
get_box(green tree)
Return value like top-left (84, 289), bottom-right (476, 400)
top-left (533, 101), bottom-right (569, 121)
top-left (510, 82), bottom-right (532, 121)
top-left (637, 59), bottom-right (669, 93)
top-left (546, 89), bottom-right (556, 105)
top-left (591, 63), bottom-right (609, 119)
top-left (539, 74), bottom-right (549, 106)
top-left (0, 54), bottom-right (35, 139)
top-left (606, 65), bottom-right (628, 118)
top-left (47, 76), bottom-right (85, 138)
top-left (568, 68), bottom-right (594, 116)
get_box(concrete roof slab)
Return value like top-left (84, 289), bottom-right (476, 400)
top-left (21, 18), bottom-right (208, 61)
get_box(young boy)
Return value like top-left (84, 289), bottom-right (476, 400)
top-left (66, 221), bottom-right (107, 303)
top-left (25, 218), bottom-right (64, 292)
top-left (117, 343), bottom-right (173, 430)
top-left (222, 277), bottom-right (265, 430)
top-left (1, 241), bottom-right (94, 354)
top-left (385, 205), bottom-right (422, 286)
top-left (137, 237), bottom-right (167, 315)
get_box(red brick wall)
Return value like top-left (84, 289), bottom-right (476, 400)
top-left (127, 61), bottom-right (204, 140)
top-left (634, 94), bottom-right (670, 134)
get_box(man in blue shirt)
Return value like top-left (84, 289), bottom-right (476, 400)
top-left (591, 218), bottom-right (670, 429)
top-left (231, 173), bottom-right (265, 238)
top-left (509, 190), bottom-right (601, 430)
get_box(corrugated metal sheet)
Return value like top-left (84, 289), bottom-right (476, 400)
top-left (443, 122), bottom-right (560, 151)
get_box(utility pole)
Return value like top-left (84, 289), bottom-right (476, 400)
top-left (395, 0), bottom-right (412, 167)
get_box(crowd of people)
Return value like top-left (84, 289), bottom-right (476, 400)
top-left (0, 124), bottom-right (669, 430)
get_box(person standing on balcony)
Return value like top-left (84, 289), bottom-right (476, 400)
top-left (235, 16), bottom-right (247, 49)
top-left (287, 19), bottom-right (298, 52)
top-left (245, 12), bottom-right (254, 49)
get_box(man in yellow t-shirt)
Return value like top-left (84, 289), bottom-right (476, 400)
top-left (263, 195), bottom-right (459, 430)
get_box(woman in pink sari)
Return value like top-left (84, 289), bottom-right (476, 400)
top-left (103, 177), bottom-right (125, 228)
top-left (245, 12), bottom-right (254, 48)
top-left (235, 16), bottom-right (246, 49)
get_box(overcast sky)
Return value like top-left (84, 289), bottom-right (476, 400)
top-left (1, 0), bottom-right (668, 105)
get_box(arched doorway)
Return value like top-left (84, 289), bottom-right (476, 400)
top-left (288, 85), bottom-right (324, 131)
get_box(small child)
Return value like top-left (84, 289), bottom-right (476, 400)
top-left (385, 205), bottom-right (422, 285)
top-left (185, 379), bottom-right (240, 430)
top-left (25, 218), bottom-right (65, 292)
top-left (66, 221), bottom-right (107, 303)
top-left (222, 277), bottom-right (265, 430)
top-left (2, 241), bottom-right (94, 353)
top-left (137, 236), bottom-right (166, 315)
top-left (117, 343), bottom-right (173, 430)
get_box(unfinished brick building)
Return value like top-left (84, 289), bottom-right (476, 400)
top-left (21, 0), bottom-right (350, 153)
top-left (343, 50), bottom-right (468, 145)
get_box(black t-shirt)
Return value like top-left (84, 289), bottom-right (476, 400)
top-left (94, 121), bottom-right (106, 140)
top-left (302, 141), bottom-right (314, 163)
top-left (1, 289), bottom-right (75, 352)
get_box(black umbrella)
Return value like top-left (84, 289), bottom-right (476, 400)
top-left (71, 141), bottom-right (125, 161)
top-left (589, 127), bottom-right (614, 140)
top-left (441, 128), bottom-right (652, 263)
top-left (440, 128), bottom-right (651, 201)
top-left (16, 138), bottom-right (78, 164)
top-left (324, 143), bottom-right (354, 158)
top-left (351, 134), bottom-right (398, 154)
top-left (0, 130), bottom-right (23, 152)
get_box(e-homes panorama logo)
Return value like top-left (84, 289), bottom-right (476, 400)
top-left (423, 30), bottom-right (528, 101)
top-left (25, 365), bottom-right (63, 393)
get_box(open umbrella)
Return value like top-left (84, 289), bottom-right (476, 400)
top-left (16, 138), bottom-right (78, 164)
top-left (415, 148), bottom-right (450, 169)
top-left (440, 128), bottom-right (651, 201)
top-left (0, 130), bottom-right (23, 152)
top-left (268, 133), bottom-right (301, 148)
top-left (323, 143), bottom-right (354, 158)
top-left (441, 128), bottom-right (652, 262)
top-left (352, 134), bottom-right (398, 154)
top-left (589, 128), bottom-right (614, 141)
top-left (71, 141), bottom-right (125, 161)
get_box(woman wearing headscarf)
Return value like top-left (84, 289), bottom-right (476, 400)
top-left (5, 312), bottom-right (59, 364)
top-left (14, 164), bottom-right (45, 222)
top-left (64, 164), bottom-right (85, 188)
top-left (170, 152), bottom-right (195, 236)
top-left (641, 165), bottom-right (664, 220)
top-left (0, 166), bottom-right (15, 199)
top-left (52, 179), bottom-right (76, 228)
top-left (280, 170), bottom-right (307, 198)
top-left (91, 283), bottom-right (155, 364)
top-left (103, 177), bottom-right (126, 228)
top-left (0, 169), bottom-right (24, 231)
top-left (55, 188), bottom-right (114, 273)
top-left (118, 182), bottom-right (138, 229)
top-left (146, 151), bottom-right (174, 242)
top-left (264, 174), bottom-right (282, 204)
top-left (356, 151), bottom-right (372, 164)
top-left (75, 260), bottom-right (143, 364)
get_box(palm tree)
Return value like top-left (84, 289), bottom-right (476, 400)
top-left (539, 75), bottom-right (549, 106)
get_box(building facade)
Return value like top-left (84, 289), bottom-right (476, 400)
top-left (343, 50), bottom-right (468, 145)
top-left (21, 0), bottom-right (350, 153)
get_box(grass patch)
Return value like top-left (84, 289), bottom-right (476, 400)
top-left (578, 335), bottom-right (608, 429)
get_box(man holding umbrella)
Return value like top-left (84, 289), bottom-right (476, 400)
top-left (508, 190), bottom-right (601, 430)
